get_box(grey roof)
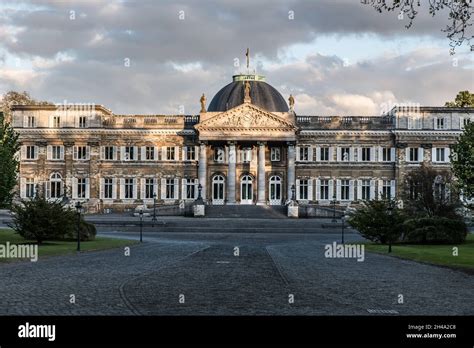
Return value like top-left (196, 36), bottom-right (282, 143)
top-left (208, 80), bottom-right (289, 112)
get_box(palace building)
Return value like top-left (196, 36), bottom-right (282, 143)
top-left (11, 73), bottom-right (473, 214)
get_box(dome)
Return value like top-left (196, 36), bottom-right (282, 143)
top-left (208, 75), bottom-right (289, 112)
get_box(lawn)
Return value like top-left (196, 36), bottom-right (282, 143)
top-left (0, 228), bottom-right (137, 263)
top-left (364, 234), bottom-right (474, 271)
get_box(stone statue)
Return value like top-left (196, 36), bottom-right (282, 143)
top-left (244, 81), bottom-right (251, 103)
top-left (200, 93), bottom-right (206, 113)
top-left (288, 94), bottom-right (295, 110)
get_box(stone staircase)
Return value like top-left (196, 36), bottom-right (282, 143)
top-left (204, 205), bottom-right (287, 219)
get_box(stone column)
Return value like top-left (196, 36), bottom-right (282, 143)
top-left (287, 142), bottom-right (296, 201)
top-left (257, 142), bottom-right (266, 205)
top-left (198, 142), bottom-right (207, 201)
top-left (227, 142), bottom-right (236, 204)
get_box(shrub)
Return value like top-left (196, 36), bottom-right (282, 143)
top-left (402, 217), bottom-right (468, 244)
top-left (63, 220), bottom-right (97, 241)
top-left (11, 196), bottom-right (76, 244)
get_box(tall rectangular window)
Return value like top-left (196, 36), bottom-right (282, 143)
top-left (299, 146), bottom-right (309, 161)
top-left (145, 178), bottom-right (155, 199)
top-left (53, 116), bottom-right (61, 128)
top-left (320, 147), bottom-right (329, 161)
top-left (145, 147), bottom-right (155, 160)
top-left (382, 180), bottom-right (391, 199)
top-left (341, 147), bottom-right (350, 161)
top-left (382, 148), bottom-right (392, 162)
top-left (185, 178), bottom-right (196, 199)
top-left (27, 116), bottom-right (36, 128)
top-left (185, 146), bottom-right (196, 161)
top-left (25, 178), bottom-right (35, 198)
top-left (214, 147), bottom-right (224, 162)
top-left (361, 147), bottom-right (371, 161)
top-left (270, 147), bottom-right (281, 161)
top-left (436, 148), bottom-right (445, 162)
top-left (409, 148), bottom-right (419, 162)
top-left (104, 146), bottom-right (114, 160)
top-left (436, 117), bottom-right (445, 129)
top-left (320, 179), bottom-right (329, 200)
top-left (104, 178), bottom-right (113, 199)
top-left (341, 179), bottom-right (350, 200)
top-left (51, 145), bottom-right (62, 160)
top-left (125, 146), bottom-right (135, 160)
top-left (361, 179), bottom-right (370, 200)
top-left (77, 178), bottom-right (86, 199)
top-left (166, 147), bottom-right (175, 161)
top-left (78, 116), bottom-right (87, 128)
top-left (166, 178), bottom-right (175, 199)
top-left (125, 178), bottom-right (134, 199)
top-left (75, 146), bottom-right (88, 160)
top-left (242, 148), bottom-right (252, 163)
top-left (26, 146), bottom-right (36, 160)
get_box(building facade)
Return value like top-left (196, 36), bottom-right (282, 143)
top-left (11, 74), bottom-right (473, 213)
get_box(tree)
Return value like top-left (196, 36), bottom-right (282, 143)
top-left (0, 112), bottom-right (20, 208)
top-left (0, 90), bottom-right (52, 123)
top-left (362, 0), bottom-right (474, 54)
top-left (451, 121), bottom-right (474, 199)
top-left (401, 163), bottom-right (461, 218)
top-left (347, 199), bottom-right (404, 252)
top-left (445, 90), bottom-right (474, 107)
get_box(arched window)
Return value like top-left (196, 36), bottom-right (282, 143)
top-left (212, 175), bottom-right (225, 204)
top-left (50, 172), bottom-right (63, 199)
top-left (269, 176), bottom-right (282, 205)
top-left (241, 175), bottom-right (253, 204)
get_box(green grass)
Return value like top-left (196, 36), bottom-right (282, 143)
top-left (364, 234), bottom-right (474, 271)
top-left (0, 228), bottom-right (137, 263)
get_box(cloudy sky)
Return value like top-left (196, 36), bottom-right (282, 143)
top-left (0, 0), bottom-right (473, 115)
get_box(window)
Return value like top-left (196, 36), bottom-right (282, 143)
top-left (145, 178), bottom-right (155, 199)
top-left (27, 116), bottom-right (35, 128)
top-left (436, 148), bottom-right (445, 162)
top-left (77, 178), bottom-right (87, 199)
top-left (26, 146), bottom-right (36, 160)
top-left (50, 173), bottom-right (62, 199)
top-left (382, 148), bottom-right (392, 162)
top-left (74, 146), bottom-right (89, 160)
top-left (320, 147), bottom-right (329, 161)
top-left (185, 146), bottom-right (196, 161)
top-left (125, 146), bottom-right (135, 161)
top-left (299, 146), bottom-right (309, 161)
top-left (409, 180), bottom-right (419, 199)
top-left (340, 147), bottom-right (350, 161)
top-left (104, 178), bottom-right (113, 199)
top-left (462, 118), bottom-right (471, 129)
top-left (50, 145), bottom-right (62, 160)
top-left (78, 116), bottom-right (87, 128)
top-left (53, 116), bottom-right (61, 128)
top-left (145, 147), bottom-right (155, 161)
top-left (298, 179), bottom-right (309, 200)
top-left (166, 178), bottom-right (175, 199)
top-left (361, 147), bottom-right (371, 161)
top-left (434, 182), bottom-right (447, 201)
top-left (408, 147), bottom-right (419, 162)
top-left (166, 147), bottom-right (176, 161)
top-left (25, 178), bottom-right (35, 198)
top-left (361, 179), bottom-right (370, 200)
top-left (184, 178), bottom-right (196, 199)
top-left (104, 146), bottom-right (115, 160)
top-left (381, 180), bottom-right (391, 199)
top-left (214, 147), bottom-right (224, 162)
top-left (270, 147), bottom-right (281, 161)
top-left (320, 179), bottom-right (329, 200)
top-left (125, 178), bottom-right (134, 199)
top-left (242, 148), bottom-right (252, 163)
top-left (436, 117), bottom-right (445, 129)
top-left (339, 179), bottom-right (349, 201)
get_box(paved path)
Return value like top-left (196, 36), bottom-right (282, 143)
top-left (0, 230), bottom-right (472, 315)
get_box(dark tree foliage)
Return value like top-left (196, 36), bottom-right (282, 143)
top-left (362, 0), bottom-right (474, 54)
top-left (445, 90), bottom-right (474, 107)
top-left (451, 121), bottom-right (474, 199)
top-left (0, 112), bottom-right (20, 208)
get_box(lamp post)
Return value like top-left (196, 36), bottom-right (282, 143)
top-left (75, 201), bottom-right (82, 252)
top-left (139, 209), bottom-right (143, 243)
top-left (291, 184), bottom-right (296, 201)
top-left (387, 205), bottom-right (393, 253)
top-left (341, 216), bottom-right (345, 244)
top-left (331, 194), bottom-right (337, 222)
top-left (152, 193), bottom-right (157, 227)
top-left (197, 183), bottom-right (203, 201)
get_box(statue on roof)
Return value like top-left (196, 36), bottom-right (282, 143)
top-left (200, 93), bottom-right (206, 113)
top-left (288, 94), bottom-right (295, 111)
top-left (244, 81), bottom-right (251, 103)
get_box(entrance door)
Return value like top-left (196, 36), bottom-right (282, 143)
top-left (240, 175), bottom-right (253, 204)
top-left (269, 176), bottom-right (282, 205)
top-left (212, 175), bottom-right (225, 205)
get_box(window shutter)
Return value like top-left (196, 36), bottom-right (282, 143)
top-left (308, 179), bottom-right (313, 201)
top-left (349, 148), bottom-right (355, 162)
top-left (336, 147), bottom-right (341, 162)
top-left (295, 179), bottom-right (300, 200)
top-left (112, 178), bottom-right (117, 200)
top-left (72, 178), bottom-right (78, 199)
top-left (328, 179), bottom-right (334, 201)
top-left (86, 146), bottom-right (91, 160)
top-left (120, 146), bottom-right (125, 161)
top-left (370, 147), bottom-right (376, 162)
top-left (60, 146), bottom-right (64, 160)
top-left (336, 180), bottom-right (341, 200)
top-left (174, 178), bottom-right (179, 199)
top-left (357, 180), bottom-right (362, 201)
top-left (132, 178), bottom-right (137, 199)
top-left (161, 178), bottom-right (166, 199)
top-left (47, 145), bottom-right (52, 160)
top-left (195, 146), bottom-right (199, 160)
top-left (72, 146), bottom-right (77, 160)
top-left (152, 147), bottom-right (157, 161)
top-left (329, 147), bottom-right (334, 161)
top-left (141, 146), bottom-right (146, 161)
top-left (405, 148), bottom-right (410, 162)
top-left (315, 179), bottom-right (321, 201)
top-left (418, 148), bottom-right (424, 162)
top-left (445, 148), bottom-right (450, 162)
top-left (45, 182), bottom-right (51, 199)
top-left (182, 147), bottom-right (187, 161)
top-left (378, 179), bottom-right (383, 199)
top-left (133, 147), bottom-right (138, 161)
top-left (23, 115), bottom-right (28, 127)
top-left (407, 117), bottom-right (412, 129)
top-left (20, 178), bottom-right (26, 198)
top-left (181, 179), bottom-right (186, 199)
top-left (119, 178), bottom-right (125, 199)
top-left (194, 179), bottom-right (199, 199)
top-left (433, 118), bottom-right (437, 129)
top-left (100, 178), bottom-right (104, 199)
top-left (378, 146), bottom-right (383, 162)
top-left (369, 180), bottom-right (376, 200)
top-left (308, 147), bottom-right (313, 162)
top-left (141, 178), bottom-right (146, 200)
top-left (390, 180), bottom-right (396, 199)
top-left (21, 145), bottom-right (26, 160)
top-left (100, 146), bottom-right (105, 160)
top-left (349, 180), bottom-right (355, 201)
top-left (295, 146), bottom-right (300, 161)
top-left (390, 148), bottom-right (395, 162)
top-left (315, 147), bottom-right (320, 161)
top-left (432, 148), bottom-right (437, 163)
top-left (357, 148), bottom-right (362, 162)
top-left (85, 178), bottom-right (90, 199)
top-left (153, 178), bottom-right (159, 197)
top-left (174, 146), bottom-right (180, 161)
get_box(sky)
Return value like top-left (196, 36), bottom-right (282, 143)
top-left (0, 0), bottom-right (473, 116)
